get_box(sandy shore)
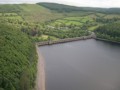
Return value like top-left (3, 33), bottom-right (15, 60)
top-left (35, 46), bottom-right (45, 90)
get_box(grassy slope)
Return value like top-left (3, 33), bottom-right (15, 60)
top-left (0, 4), bottom-right (64, 23)
top-left (18, 4), bottom-right (64, 23)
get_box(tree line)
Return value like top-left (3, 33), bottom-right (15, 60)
top-left (95, 23), bottom-right (120, 42)
top-left (0, 24), bottom-right (37, 90)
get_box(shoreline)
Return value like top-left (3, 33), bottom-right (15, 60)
top-left (35, 45), bottom-right (46, 90)
top-left (96, 38), bottom-right (120, 44)
top-left (37, 34), bottom-right (96, 46)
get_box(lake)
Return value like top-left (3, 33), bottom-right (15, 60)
top-left (39, 39), bottom-right (120, 90)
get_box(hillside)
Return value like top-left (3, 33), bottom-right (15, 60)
top-left (0, 4), bottom-right (21, 13)
top-left (38, 3), bottom-right (120, 14)
top-left (0, 24), bottom-right (37, 90)
top-left (0, 4), bottom-right (64, 23)
top-left (18, 4), bottom-right (64, 22)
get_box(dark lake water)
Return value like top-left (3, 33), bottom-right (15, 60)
top-left (39, 39), bottom-right (120, 90)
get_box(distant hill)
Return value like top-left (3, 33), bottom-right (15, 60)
top-left (37, 3), bottom-right (120, 14)
top-left (0, 4), bottom-right (64, 22)
top-left (18, 4), bottom-right (63, 22)
top-left (37, 2), bottom-right (83, 12)
top-left (0, 3), bottom-right (120, 23)
top-left (0, 4), bottom-right (21, 13)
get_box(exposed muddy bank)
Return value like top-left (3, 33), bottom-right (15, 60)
top-left (35, 46), bottom-right (45, 90)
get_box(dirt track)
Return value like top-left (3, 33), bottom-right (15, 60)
top-left (36, 46), bottom-right (45, 90)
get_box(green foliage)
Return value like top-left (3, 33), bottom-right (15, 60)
top-left (0, 24), bottom-right (37, 90)
top-left (96, 17), bottom-right (120, 23)
top-left (95, 23), bottom-right (120, 42)
top-left (38, 3), bottom-right (120, 14)
top-left (0, 5), bottom-right (21, 13)
top-left (43, 27), bottom-right (89, 39)
top-left (18, 4), bottom-right (64, 23)
top-left (37, 3), bottom-right (82, 13)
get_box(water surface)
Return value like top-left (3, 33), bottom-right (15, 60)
top-left (39, 39), bottom-right (120, 90)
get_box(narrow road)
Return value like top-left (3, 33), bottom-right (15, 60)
top-left (36, 46), bottom-right (45, 90)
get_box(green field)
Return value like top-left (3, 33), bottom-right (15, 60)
top-left (0, 4), bottom-right (120, 41)
top-left (50, 16), bottom-right (95, 26)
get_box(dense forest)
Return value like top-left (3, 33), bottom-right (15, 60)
top-left (0, 5), bottom-right (21, 13)
top-left (38, 3), bottom-right (120, 14)
top-left (37, 3), bottom-right (82, 12)
top-left (0, 24), bottom-right (37, 90)
top-left (0, 2), bottom-right (120, 90)
top-left (95, 23), bottom-right (120, 42)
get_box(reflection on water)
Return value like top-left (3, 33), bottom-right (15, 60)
top-left (39, 39), bottom-right (120, 90)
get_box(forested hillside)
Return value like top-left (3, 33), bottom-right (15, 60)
top-left (0, 24), bottom-right (37, 90)
top-left (95, 23), bottom-right (120, 42)
top-left (0, 5), bottom-right (21, 13)
top-left (37, 3), bottom-right (82, 12)
top-left (38, 3), bottom-right (120, 14)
